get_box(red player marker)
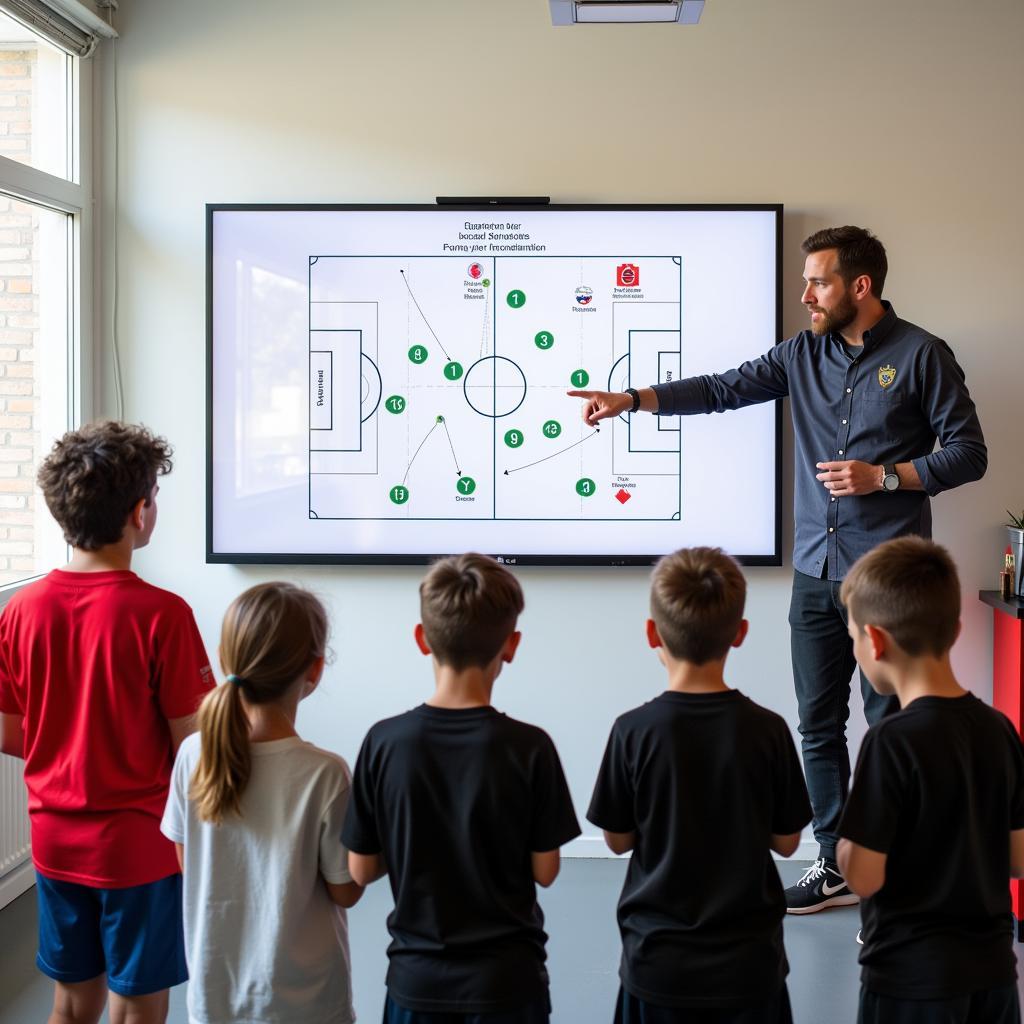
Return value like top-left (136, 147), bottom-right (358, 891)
top-left (615, 489), bottom-right (631, 504)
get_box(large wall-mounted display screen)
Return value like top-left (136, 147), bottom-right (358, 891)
top-left (208, 205), bottom-right (782, 565)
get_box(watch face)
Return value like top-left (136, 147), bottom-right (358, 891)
top-left (884, 475), bottom-right (899, 491)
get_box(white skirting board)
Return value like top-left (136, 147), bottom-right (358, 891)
top-left (0, 859), bottom-right (34, 910)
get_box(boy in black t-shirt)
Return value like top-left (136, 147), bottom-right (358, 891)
top-left (588, 547), bottom-right (812, 1024)
top-left (837, 537), bottom-right (1024, 1024)
top-left (341, 553), bottom-right (581, 1024)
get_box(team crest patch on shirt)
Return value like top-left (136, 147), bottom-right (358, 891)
top-left (878, 364), bottom-right (897, 389)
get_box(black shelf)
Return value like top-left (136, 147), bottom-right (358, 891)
top-left (979, 590), bottom-right (1024, 620)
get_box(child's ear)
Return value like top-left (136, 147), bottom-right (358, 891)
top-left (303, 655), bottom-right (325, 697)
top-left (414, 623), bottom-right (432, 656)
top-left (501, 630), bottom-right (521, 664)
top-left (129, 496), bottom-right (147, 532)
top-left (864, 623), bottom-right (889, 661)
top-left (731, 619), bottom-right (749, 648)
top-left (645, 619), bottom-right (663, 650)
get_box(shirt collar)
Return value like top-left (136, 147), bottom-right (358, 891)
top-left (861, 300), bottom-right (897, 351)
top-left (828, 300), bottom-right (897, 354)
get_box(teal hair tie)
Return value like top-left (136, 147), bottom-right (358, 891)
top-left (226, 674), bottom-right (246, 687)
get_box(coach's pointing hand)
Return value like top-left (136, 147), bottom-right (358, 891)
top-left (568, 390), bottom-right (634, 427)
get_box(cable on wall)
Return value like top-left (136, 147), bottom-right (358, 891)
top-left (99, 0), bottom-right (123, 419)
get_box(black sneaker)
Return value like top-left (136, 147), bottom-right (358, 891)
top-left (784, 858), bottom-right (859, 914)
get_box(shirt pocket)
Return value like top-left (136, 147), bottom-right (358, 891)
top-left (856, 390), bottom-right (907, 445)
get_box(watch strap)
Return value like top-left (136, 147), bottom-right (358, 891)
top-left (625, 388), bottom-right (641, 413)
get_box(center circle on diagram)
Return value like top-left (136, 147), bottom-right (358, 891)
top-left (463, 356), bottom-right (528, 418)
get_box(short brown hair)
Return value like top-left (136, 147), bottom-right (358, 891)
top-left (37, 421), bottom-right (173, 551)
top-left (840, 537), bottom-right (960, 657)
top-left (420, 553), bottom-right (524, 670)
top-left (650, 547), bottom-right (746, 664)
top-left (801, 225), bottom-right (888, 298)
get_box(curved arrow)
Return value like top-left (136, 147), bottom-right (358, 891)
top-left (400, 269), bottom-right (452, 361)
top-left (503, 429), bottom-right (599, 475)
top-left (402, 420), bottom-right (441, 485)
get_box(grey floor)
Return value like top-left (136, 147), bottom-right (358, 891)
top-left (2, 860), bottom-right (1023, 1024)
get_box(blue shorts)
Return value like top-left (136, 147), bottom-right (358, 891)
top-left (383, 993), bottom-right (550, 1024)
top-left (35, 871), bottom-right (187, 996)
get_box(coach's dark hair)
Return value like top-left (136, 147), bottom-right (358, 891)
top-left (36, 421), bottom-right (173, 551)
top-left (650, 547), bottom-right (746, 664)
top-left (801, 226), bottom-right (888, 298)
top-left (420, 553), bottom-right (524, 670)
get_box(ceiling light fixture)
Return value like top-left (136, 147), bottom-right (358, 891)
top-left (550, 1), bottom-right (704, 26)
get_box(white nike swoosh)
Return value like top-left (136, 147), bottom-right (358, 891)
top-left (822, 880), bottom-right (847, 896)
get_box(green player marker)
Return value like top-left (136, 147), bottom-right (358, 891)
top-left (506, 289), bottom-right (526, 309)
top-left (443, 361), bottom-right (464, 381)
top-left (570, 368), bottom-right (590, 388)
top-left (408, 345), bottom-right (428, 364)
top-left (384, 395), bottom-right (406, 414)
top-left (542, 420), bottom-right (562, 439)
top-left (389, 485), bottom-right (410, 505)
top-left (457, 476), bottom-right (476, 495)
top-left (503, 429), bottom-right (524, 449)
top-left (534, 331), bottom-right (554, 350)
top-left (575, 478), bottom-right (596, 497)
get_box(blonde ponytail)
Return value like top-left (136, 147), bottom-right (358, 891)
top-left (190, 677), bottom-right (252, 824)
top-left (189, 582), bottom-right (328, 825)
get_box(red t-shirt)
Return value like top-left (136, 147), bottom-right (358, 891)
top-left (0, 569), bottom-right (213, 888)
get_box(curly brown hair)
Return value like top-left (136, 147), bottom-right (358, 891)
top-left (37, 421), bottom-right (173, 551)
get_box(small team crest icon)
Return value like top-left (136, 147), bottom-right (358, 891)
top-left (575, 285), bottom-right (593, 305)
top-left (616, 263), bottom-right (640, 287)
top-left (878, 364), bottom-right (897, 389)
top-left (467, 262), bottom-right (484, 280)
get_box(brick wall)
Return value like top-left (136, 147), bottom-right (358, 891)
top-left (0, 44), bottom-right (38, 587)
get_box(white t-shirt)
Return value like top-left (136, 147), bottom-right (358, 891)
top-left (162, 734), bottom-right (356, 1024)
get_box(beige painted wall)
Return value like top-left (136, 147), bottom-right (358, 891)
top-left (96, 0), bottom-right (1024, 853)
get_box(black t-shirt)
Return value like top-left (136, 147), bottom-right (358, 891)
top-left (587, 690), bottom-right (812, 1008)
top-left (341, 704), bottom-right (581, 1014)
top-left (839, 693), bottom-right (1024, 1000)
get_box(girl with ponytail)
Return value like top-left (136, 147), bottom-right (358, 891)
top-left (161, 582), bottom-right (361, 1024)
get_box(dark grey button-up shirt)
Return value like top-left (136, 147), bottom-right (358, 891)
top-left (651, 303), bottom-right (987, 581)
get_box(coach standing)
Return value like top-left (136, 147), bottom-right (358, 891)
top-left (570, 226), bottom-right (987, 913)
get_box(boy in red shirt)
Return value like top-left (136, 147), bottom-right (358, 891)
top-left (0, 421), bottom-right (213, 1024)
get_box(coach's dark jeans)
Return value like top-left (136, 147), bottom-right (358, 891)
top-left (789, 570), bottom-right (898, 863)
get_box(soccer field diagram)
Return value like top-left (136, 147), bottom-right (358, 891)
top-left (308, 255), bottom-right (683, 522)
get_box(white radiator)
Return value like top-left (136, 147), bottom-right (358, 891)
top-left (0, 755), bottom-right (32, 908)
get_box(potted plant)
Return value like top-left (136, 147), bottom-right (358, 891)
top-left (1008, 510), bottom-right (1024, 598)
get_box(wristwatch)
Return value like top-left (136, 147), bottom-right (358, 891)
top-left (882, 464), bottom-right (900, 492)
top-left (624, 388), bottom-right (641, 414)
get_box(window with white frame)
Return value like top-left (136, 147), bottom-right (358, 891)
top-left (0, 3), bottom-right (105, 590)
